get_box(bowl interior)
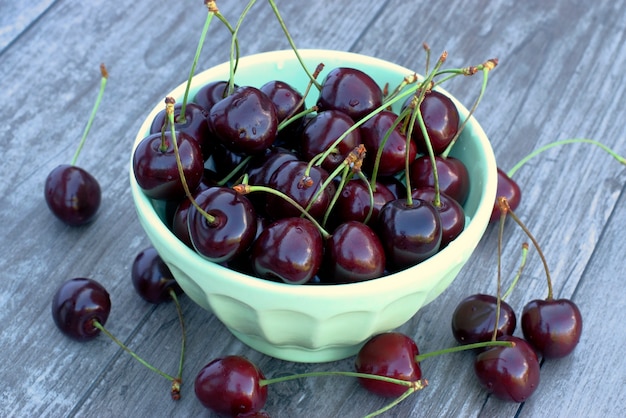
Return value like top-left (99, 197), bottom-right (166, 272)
top-left (129, 49), bottom-right (497, 362)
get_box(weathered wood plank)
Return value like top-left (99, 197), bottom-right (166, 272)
top-left (0, 1), bottom-right (55, 53)
top-left (0, 0), bottom-right (624, 417)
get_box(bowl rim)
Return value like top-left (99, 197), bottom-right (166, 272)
top-left (129, 48), bottom-right (498, 300)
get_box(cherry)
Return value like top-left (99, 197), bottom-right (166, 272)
top-left (300, 109), bottom-right (361, 172)
top-left (450, 294), bottom-right (516, 346)
top-left (264, 159), bottom-right (335, 221)
top-left (354, 332), bottom-right (422, 398)
top-left (411, 187), bottom-right (465, 248)
top-left (131, 246), bottom-right (183, 304)
top-left (149, 102), bottom-right (212, 159)
top-left (333, 178), bottom-right (395, 226)
top-left (316, 66), bottom-right (383, 122)
top-left (208, 86), bottom-right (278, 155)
top-left (195, 355), bottom-right (268, 417)
top-left (44, 64), bottom-right (108, 226)
top-left (359, 110), bottom-right (417, 177)
top-left (404, 90), bottom-right (459, 155)
top-left (321, 221), bottom-right (386, 284)
top-left (490, 167), bottom-right (522, 223)
top-left (521, 298), bottom-right (583, 359)
top-left (376, 198), bottom-right (442, 271)
top-left (51, 278), bottom-right (111, 341)
top-left (210, 142), bottom-right (250, 180)
top-left (187, 186), bottom-right (257, 263)
top-left (259, 79), bottom-right (304, 124)
top-left (474, 335), bottom-right (540, 402)
top-left (251, 217), bottom-right (324, 284)
top-left (45, 165), bottom-right (102, 226)
top-left (132, 130), bottom-right (204, 201)
top-left (193, 80), bottom-right (235, 112)
top-left (409, 155), bottom-right (470, 206)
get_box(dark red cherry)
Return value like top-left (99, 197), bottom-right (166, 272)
top-left (355, 332), bottom-right (421, 398)
top-left (474, 335), bottom-right (540, 403)
top-left (194, 355), bottom-right (268, 417)
top-left (359, 110), bottom-right (417, 177)
top-left (149, 102), bottom-right (212, 159)
top-left (490, 167), bottom-right (522, 223)
top-left (451, 294), bottom-right (516, 346)
top-left (251, 217), bottom-right (323, 284)
top-left (300, 110), bottom-right (361, 172)
top-left (44, 164), bottom-right (101, 226)
top-left (259, 79), bottom-right (304, 124)
top-left (187, 187), bottom-right (257, 263)
top-left (404, 90), bottom-right (459, 155)
top-left (131, 247), bottom-right (183, 304)
top-left (376, 198), bottom-right (442, 271)
top-left (51, 278), bottom-right (111, 341)
top-left (317, 67), bottom-right (383, 122)
top-left (210, 142), bottom-right (249, 181)
top-left (521, 298), bottom-right (583, 359)
top-left (322, 221), bottom-right (386, 284)
top-left (193, 80), bottom-right (236, 112)
top-left (132, 131), bottom-right (204, 201)
top-left (171, 181), bottom-right (213, 248)
top-left (411, 187), bottom-right (465, 248)
top-left (334, 179), bottom-right (395, 226)
top-left (208, 86), bottom-right (278, 155)
top-left (265, 160), bottom-right (335, 221)
top-left (409, 155), bottom-right (470, 205)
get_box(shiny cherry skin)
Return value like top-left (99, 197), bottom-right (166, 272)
top-left (409, 155), bottom-right (470, 205)
top-left (132, 130), bottom-right (204, 201)
top-left (149, 102), bottom-right (212, 159)
top-left (376, 198), bottom-right (442, 272)
top-left (265, 160), bottom-right (335, 221)
top-left (44, 164), bottom-right (101, 226)
top-left (208, 86), bottom-right (278, 155)
top-left (451, 294), bottom-right (517, 345)
top-left (355, 332), bottom-right (422, 398)
top-left (490, 167), bottom-right (522, 223)
top-left (193, 80), bottom-right (236, 112)
top-left (194, 355), bottom-right (268, 417)
top-left (187, 187), bottom-right (257, 263)
top-left (260, 79), bottom-right (304, 124)
top-left (334, 179), bottom-right (395, 226)
top-left (411, 187), bottom-right (465, 248)
top-left (317, 67), bottom-right (383, 122)
top-left (404, 90), bottom-right (459, 155)
top-left (131, 247), bottom-right (183, 304)
top-left (51, 278), bottom-right (111, 341)
top-left (300, 109), bottom-right (361, 172)
top-left (359, 110), bottom-right (417, 177)
top-left (251, 217), bottom-right (323, 284)
top-left (521, 298), bottom-right (583, 358)
top-left (210, 142), bottom-right (249, 180)
top-left (321, 221), bottom-right (386, 284)
top-left (474, 335), bottom-right (540, 403)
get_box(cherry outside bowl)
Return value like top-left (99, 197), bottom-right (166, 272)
top-left (129, 49), bottom-right (497, 363)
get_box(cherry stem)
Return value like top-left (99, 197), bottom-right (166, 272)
top-left (260, 370), bottom-right (427, 390)
top-left (277, 105), bottom-right (318, 132)
top-left (364, 386), bottom-right (421, 418)
top-left (501, 242), bottom-right (530, 300)
top-left (507, 138), bottom-right (626, 178)
top-left (212, 5), bottom-right (241, 80)
top-left (493, 202), bottom-right (507, 341)
top-left (92, 320), bottom-right (177, 383)
top-left (71, 63), bottom-right (108, 166)
top-left (267, 0), bottom-right (322, 90)
top-left (415, 340), bottom-right (513, 362)
top-left (177, 3), bottom-right (216, 124)
top-left (227, 0), bottom-right (256, 95)
top-left (441, 59), bottom-right (497, 159)
top-left (232, 183), bottom-right (331, 239)
top-left (499, 197), bottom-right (554, 300)
top-left (169, 288), bottom-right (186, 400)
top-left (166, 98), bottom-right (216, 224)
top-left (216, 154), bottom-right (253, 186)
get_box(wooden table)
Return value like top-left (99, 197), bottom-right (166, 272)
top-left (2, 1), bottom-right (624, 417)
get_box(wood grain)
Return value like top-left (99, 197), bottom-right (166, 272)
top-left (1, 0), bottom-right (624, 417)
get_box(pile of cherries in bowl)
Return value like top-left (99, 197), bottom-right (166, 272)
top-left (129, 49), bottom-right (497, 362)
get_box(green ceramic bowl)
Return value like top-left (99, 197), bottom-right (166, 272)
top-left (129, 49), bottom-right (497, 363)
